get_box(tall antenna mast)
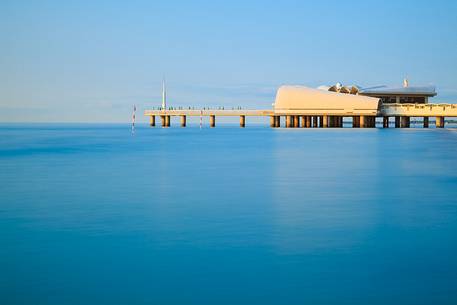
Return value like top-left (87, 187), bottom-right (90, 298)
top-left (162, 77), bottom-right (167, 110)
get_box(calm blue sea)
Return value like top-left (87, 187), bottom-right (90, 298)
top-left (1, 123), bottom-right (457, 305)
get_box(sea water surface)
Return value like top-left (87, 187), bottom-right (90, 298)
top-left (1, 123), bottom-right (457, 305)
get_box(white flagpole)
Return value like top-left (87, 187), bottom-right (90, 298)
top-left (162, 78), bottom-right (166, 111)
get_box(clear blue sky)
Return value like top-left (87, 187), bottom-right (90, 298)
top-left (1, 0), bottom-right (457, 122)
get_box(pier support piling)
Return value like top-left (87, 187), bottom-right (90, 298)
top-left (360, 115), bottom-right (366, 128)
top-left (180, 115), bottom-right (186, 127)
top-left (294, 116), bottom-right (300, 128)
top-left (270, 116), bottom-right (275, 128)
top-left (149, 115), bottom-right (155, 127)
top-left (352, 116), bottom-right (360, 128)
top-left (210, 115), bottom-right (216, 128)
top-left (423, 117), bottom-right (429, 128)
top-left (370, 116), bottom-right (376, 128)
top-left (275, 116), bottom-right (280, 128)
top-left (160, 115), bottom-right (165, 127)
top-left (300, 116), bottom-right (306, 128)
top-left (400, 116), bottom-right (410, 128)
top-left (383, 117), bottom-right (389, 128)
top-left (323, 115), bottom-right (328, 128)
top-left (286, 115), bottom-right (292, 128)
top-left (436, 116), bottom-right (444, 128)
top-left (395, 117), bottom-right (401, 128)
top-left (240, 115), bottom-right (246, 128)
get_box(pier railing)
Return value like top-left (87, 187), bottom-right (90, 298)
top-left (144, 109), bottom-right (273, 116)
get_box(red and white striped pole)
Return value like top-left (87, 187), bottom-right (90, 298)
top-left (131, 104), bottom-right (136, 135)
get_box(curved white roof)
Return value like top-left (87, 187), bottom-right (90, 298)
top-left (274, 86), bottom-right (380, 115)
top-left (360, 85), bottom-right (436, 96)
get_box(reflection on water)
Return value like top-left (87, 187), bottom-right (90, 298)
top-left (1, 124), bottom-right (457, 305)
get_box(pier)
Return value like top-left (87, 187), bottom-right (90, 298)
top-left (145, 104), bottom-right (457, 129)
top-left (144, 85), bottom-right (457, 129)
top-left (144, 109), bottom-right (272, 128)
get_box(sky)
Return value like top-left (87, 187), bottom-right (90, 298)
top-left (1, 0), bottom-right (457, 123)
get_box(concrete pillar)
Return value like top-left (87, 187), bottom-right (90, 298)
top-left (436, 116), bottom-right (444, 128)
top-left (400, 116), bottom-right (410, 128)
top-left (210, 115), bottom-right (216, 128)
top-left (270, 116), bottom-right (275, 128)
top-left (180, 115), bottom-right (186, 127)
top-left (369, 116), bottom-right (376, 128)
top-left (240, 115), bottom-right (246, 128)
top-left (383, 117), bottom-right (389, 128)
top-left (322, 115), bottom-right (328, 128)
top-left (286, 115), bottom-right (292, 128)
top-left (294, 116), bottom-right (300, 128)
top-left (360, 115), bottom-right (366, 128)
top-left (395, 117), bottom-right (401, 128)
top-left (160, 115), bottom-right (166, 127)
top-left (275, 116), bottom-right (280, 128)
top-left (423, 117), bottom-right (429, 128)
top-left (165, 115), bottom-right (170, 127)
top-left (149, 115), bottom-right (155, 127)
top-left (300, 116), bottom-right (306, 128)
top-left (306, 116), bottom-right (312, 128)
top-left (319, 116), bottom-right (323, 128)
top-left (352, 116), bottom-right (359, 128)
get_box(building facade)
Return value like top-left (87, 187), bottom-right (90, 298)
top-left (318, 81), bottom-right (436, 104)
